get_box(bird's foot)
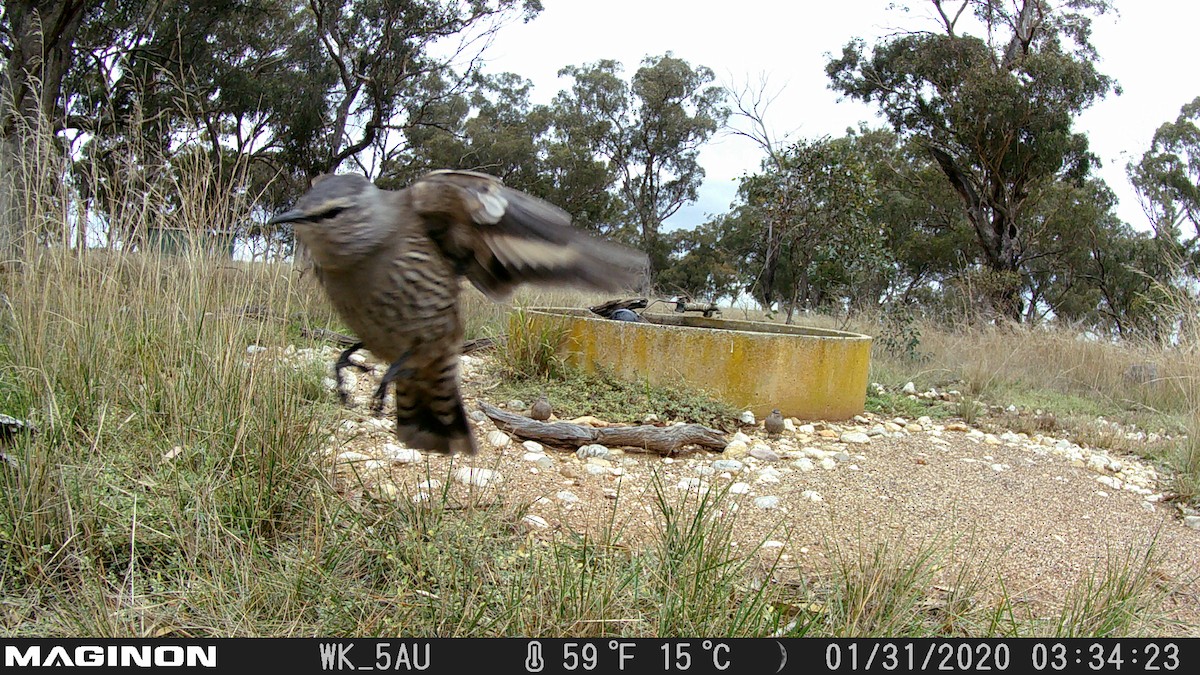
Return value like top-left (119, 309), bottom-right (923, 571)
top-left (370, 352), bottom-right (414, 415)
top-left (333, 341), bottom-right (374, 407)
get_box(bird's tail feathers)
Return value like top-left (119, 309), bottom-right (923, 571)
top-left (393, 367), bottom-right (476, 455)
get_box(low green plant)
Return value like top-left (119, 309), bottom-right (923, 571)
top-left (491, 366), bottom-right (737, 430)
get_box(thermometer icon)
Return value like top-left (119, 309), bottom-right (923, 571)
top-left (525, 641), bottom-right (545, 672)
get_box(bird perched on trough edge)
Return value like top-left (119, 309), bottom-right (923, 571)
top-left (268, 170), bottom-right (648, 455)
top-left (764, 408), bottom-right (785, 436)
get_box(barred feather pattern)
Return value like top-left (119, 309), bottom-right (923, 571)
top-left (271, 170), bottom-right (648, 455)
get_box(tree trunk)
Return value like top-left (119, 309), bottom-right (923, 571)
top-left (927, 144), bottom-right (1024, 321)
top-left (0, 1), bottom-right (91, 258)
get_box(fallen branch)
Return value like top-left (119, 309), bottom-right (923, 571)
top-left (478, 402), bottom-right (726, 455)
top-left (462, 336), bottom-right (503, 354)
top-left (299, 326), bottom-right (357, 346)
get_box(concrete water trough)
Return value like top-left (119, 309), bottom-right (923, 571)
top-left (519, 307), bottom-right (873, 421)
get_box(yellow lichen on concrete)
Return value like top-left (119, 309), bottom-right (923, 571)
top-left (521, 308), bottom-right (872, 421)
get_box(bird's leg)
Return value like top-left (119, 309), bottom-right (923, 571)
top-left (370, 350), bottom-right (414, 415)
top-left (334, 341), bottom-right (372, 406)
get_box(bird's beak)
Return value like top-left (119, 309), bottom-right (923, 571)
top-left (267, 209), bottom-right (306, 226)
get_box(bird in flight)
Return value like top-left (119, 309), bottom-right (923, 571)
top-left (269, 170), bottom-right (647, 454)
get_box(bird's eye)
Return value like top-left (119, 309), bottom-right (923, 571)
top-left (312, 206), bottom-right (348, 222)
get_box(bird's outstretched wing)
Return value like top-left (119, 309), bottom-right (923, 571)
top-left (408, 170), bottom-right (648, 300)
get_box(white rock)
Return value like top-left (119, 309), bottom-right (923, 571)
top-left (418, 479), bottom-right (442, 490)
top-left (712, 459), bottom-right (745, 472)
top-left (762, 540), bottom-right (785, 549)
top-left (902, 382), bottom-right (918, 395)
top-left (522, 440), bottom-right (545, 454)
top-left (797, 424), bottom-right (816, 434)
top-left (723, 439), bottom-right (749, 458)
top-left (469, 410), bottom-right (488, 423)
top-left (486, 430), bottom-right (512, 449)
top-left (585, 464), bottom-right (610, 476)
top-left (729, 482), bottom-right (751, 495)
top-left (380, 444), bottom-right (423, 464)
top-left (917, 416), bottom-right (933, 426)
top-left (819, 458), bottom-right (838, 471)
top-left (556, 490), bottom-right (580, 504)
top-left (749, 444), bottom-right (780, 461)
top-left (676, 477), bottom-right (709, 491)
top-left (246, 344), bottom-right (268, 354)
top-left (801, 490), bottom-right (824, 502)
top-left (753, 495), bottom-right (780, 509)
top-left (336, 451), bottom-right (372, 464)
top-left (576, 444), bottom-right (611, 460)
top-left (322, 377), bottom-right (338, 391)
top-left (1096, 475), bottom-right (1123, 490)
top-left (1184, 516), bottom-right (1200, 530)
top-left (453, 467), bottom-right (503, 488)
top-left (783, 418), bottom-right (796, 432)
top-left (757, 467), bottom-right (783, 482)
top-left (524, 452), bottom-right (548, 462)
top-left (840, 431), bottom-right (871, 444)
top-left (372, 482), bottom-right (400, 501)
top-left (792, 458), bottom-right (815, 472)
top-left (363, 418), bottom-right (394, 432)
top-left (732, 431), bottom-right (754, 444)
top-left (739, 410), bottom-right (757, 425)
top-left (694, 465), bottom-right (716, 476)
top-left (521, 514), bottom-right (549, 530)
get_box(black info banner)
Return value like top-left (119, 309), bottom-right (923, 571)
top-left (0, 638), bottom-right (1193, 674)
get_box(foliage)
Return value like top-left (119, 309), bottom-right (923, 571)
top-left (1128, 95), bottom-right (1200, 265)
top-left (827, 0), bottom-right (1117, 319)
top-left (495, 307), bottom-right (570, 381)
top-left (876, 304), bottom-right (928, 363)
top-left (553, 54), bottom-right (728, 271)
top-left (490, 366), bottom-right (737, 431)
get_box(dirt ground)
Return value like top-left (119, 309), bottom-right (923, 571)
top-left (316, 348), bottom-right (1200, 635)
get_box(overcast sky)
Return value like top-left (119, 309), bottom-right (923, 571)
top-left (479, 0), bottom-right (1199, 233)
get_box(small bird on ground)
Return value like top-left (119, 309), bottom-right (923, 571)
top-left (529, 394), bottom-right (553, 421)
top-left (764, 408), bottom-right (785, 436)
top-left (269, 170), bottom-right (647, 454)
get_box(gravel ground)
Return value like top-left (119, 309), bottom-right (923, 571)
top-left (299, 346), bottom-right (1200, 633)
